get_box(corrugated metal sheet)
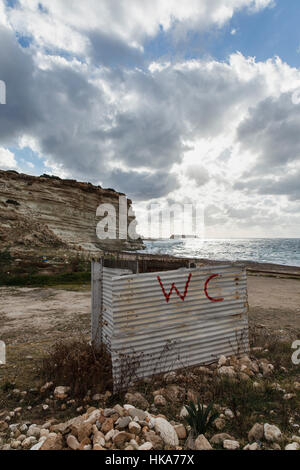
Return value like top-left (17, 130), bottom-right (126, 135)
top-left (106, 265), bottom-right (249, 387)
top-left (102, 267), bottom-right (132, 350)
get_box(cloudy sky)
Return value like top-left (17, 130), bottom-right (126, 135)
top-left (1, 0), bottom-right (300, 238)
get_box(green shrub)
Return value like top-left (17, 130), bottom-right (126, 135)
top-left (0, 271), bottom-right (91, 287)
top-left (184, 399), bottom-right (219, 437)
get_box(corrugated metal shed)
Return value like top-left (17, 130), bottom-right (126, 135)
top-left (102, 267), bottom-right (132, 350)
top-left (95, 264), bottom-right (249, 389)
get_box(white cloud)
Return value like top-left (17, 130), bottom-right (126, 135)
top-left (0, 147), bottom-right (18, 170)
top-left (5, 0), bottom-right (274, 53)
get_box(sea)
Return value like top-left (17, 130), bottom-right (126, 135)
top-left (140, 238), bottom-right (300, 268)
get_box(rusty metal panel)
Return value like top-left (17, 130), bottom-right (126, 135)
top-left (109, 265), bottom-right (249, 388)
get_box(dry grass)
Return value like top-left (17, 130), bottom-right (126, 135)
top-left (39, 337), bottom-right (113, 398)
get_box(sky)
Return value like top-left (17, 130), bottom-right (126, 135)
top-left (1, 0), bottom-right (300, 238)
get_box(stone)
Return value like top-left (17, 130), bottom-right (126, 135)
top-left (128, 421), bottom-right (141, 435)
top-left (58, 416), bottom-right (84, 436)
top-left (243, 442), bottom-right (259, 451)
top-left (154, 395), bottom-right (167, 407)
top-left (218, 366), bottom-right (236, 378)
top-left (179, 406), bottom-right (188, 421)
top-left (54, 386), bottom-right (70, 400)
top-left (92, 394), bottom-right (102, 401)
top-left (128, 408), bottom-right (147, 422)
top-left (154, 418), bottom-right (179, 447)
top-left (130, 439), bottom-right (139, 450)
top-left (260, 362), bottom-right (274, 377)
top-left (30, 440), bottom-right (46, 451)
top-left (19, 424), bottom-right (28, 433)
top-left (103, 408), bottom-right (116, 418)
top-left (10, 440), bottom-right (22, 450)
top-left (93, 431), bottom-right (105, 448)
top-left (101, 418), bottom-right (114, 434)
top-left (93, 444), bottom-right (105, 450)
top-left (77, 422), bottom-right (93, 442)
top-left (27, 425), bottom-right (41, 439)
top-left (210, 433), bottom-right (235, 445)
top-left (143, 431), bottom-right (164, 450)
top-left (22, 437), bottom-right (37, 449)
top-left (139, 442), bottom-right (153, 450)
top-left (294, 382), bottom-right (300, 391)
top-left (283, 394), bottom-right (296, 401)
top-left (78, 437), bottom-right (91, 450)
top-left (114, 405), bottom-right (124, 416)
top-left (84, 410), bottom-right (101, 424)
top-left (163, 371), bottom-right (177, 383)
top-left (116, 416), bottom-right (132, 429)
top-left (173, 424), bottom-right (187, 440)
top-left (248, 423), bottom-right (264, 442)
top-left (124, 392), bottom-right (149, 409)
top-left (214, 418), bottom-right (226, 431)
top-left (40, 382), bottom-right (53, 393)
top-left (0, 421), bottom-right (8, 432)
top-left (67, 434), bottom-right (80, 450)
top-left (218, 355), bottom-right (227, 367)
top-left (41, 433), bottom-right (63, 451)
top-left (223, 439), bottom-right (240, 450)
top-left (124, 404), bottom-right (135, 410)
top-left (224, 409), bottom-right (234, 419)
top-left (113, 431), bottom-right (132, 448)
top-left (164, 384), bottom-right (182, 402)
top-left (264, 424), bottom-right (282, 443)
top-left (291, 436), bottom-right (300, 445)
top-left (194, 434), bottom-right (213, 450)
top-left (285, 442), bottom-right (300, 450)
top-left (197, 366), bottom-right (213, 375)
top-left (270, 443), bottom-right (281, 450)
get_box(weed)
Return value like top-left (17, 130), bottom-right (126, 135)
top-left (184, 399), bottom-right (219, 437)
top-left (38, 337), bottom-right (112, 398)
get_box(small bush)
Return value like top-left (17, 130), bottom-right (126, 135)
top-left (39, 337), bottom-right (113, 398)
top-left (184, 399), bottom-right (219, 437)
top-left (0, 271), bottom-right (90, 287)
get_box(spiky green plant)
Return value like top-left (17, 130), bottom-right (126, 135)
top-left (184, 399), bottom-right (219, 437)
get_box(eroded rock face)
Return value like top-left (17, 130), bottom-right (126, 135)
top-left (0, 170), bottom-right (143, 256)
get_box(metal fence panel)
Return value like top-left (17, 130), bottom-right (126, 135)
top-left (102, 267), bottom-right (132, 350)
top-left (109, 265), bottom-right (249, 387)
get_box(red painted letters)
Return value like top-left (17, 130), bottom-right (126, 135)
top-left (157, 273), bottom-right (192, 303)
top-left (157, 273), bottom-right (224, 303)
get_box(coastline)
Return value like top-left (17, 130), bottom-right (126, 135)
top-left (124, 250), bottom-right (300, 278)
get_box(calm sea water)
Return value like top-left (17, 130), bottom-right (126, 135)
top-left (140, 238), bottom-right (300, 268)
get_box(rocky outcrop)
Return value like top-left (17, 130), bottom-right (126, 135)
top-left (0, 170), bottom-right (143, 255)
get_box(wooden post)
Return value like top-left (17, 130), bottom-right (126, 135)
top-left (91, 259), bottom-right (103, 350)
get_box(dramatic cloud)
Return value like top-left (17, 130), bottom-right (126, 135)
top-left (1, 0), bottom-right (300, 237)
top-left (237, 92), bottom-right (300, 174)
top-left (235, 169), bottom-right (300, 201)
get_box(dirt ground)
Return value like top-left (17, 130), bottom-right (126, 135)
top-left (248, 274), bottom-right (300, 339)
top-left (0, 274), bottom-right (299, 347)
